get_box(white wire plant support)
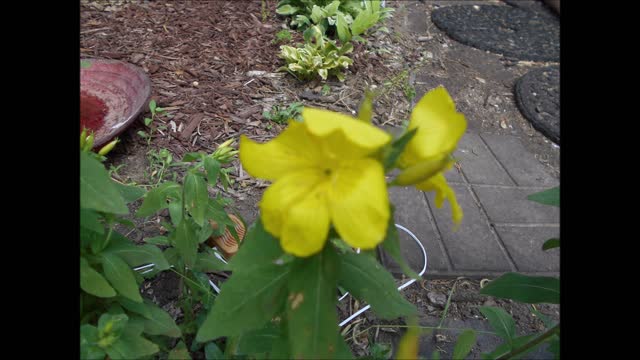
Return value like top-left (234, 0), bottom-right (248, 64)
top-left (133, 223), bottom-right (427, 328)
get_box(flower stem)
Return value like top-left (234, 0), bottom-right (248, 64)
top-left (495, 323), bottom-right (560, 360)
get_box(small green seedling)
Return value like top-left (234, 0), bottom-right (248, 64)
top-left (262, 102), bottom-right (304, 124)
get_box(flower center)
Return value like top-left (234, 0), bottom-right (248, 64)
top-left (323, 168), bottom-right (332, 176)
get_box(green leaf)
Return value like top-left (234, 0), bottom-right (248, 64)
top-left (483, 334), bottom-right (538, 360)
top-left (453, 329), bottom-right (477, 359)
top-left (81, 59), bottom-right (92, 68)
top-left (194, 250), bottom-right (230, 272)
top-left (310, 5), bottom-right (326, 24)
top-left (324, 0), bottom-right (341, 16)
top-left (383, 128), bottom-right (417, 171)
top-left (548, 335), bottom-right (560, 360)
top-left (184, 173), bottom-right (209, 226)
top-left (137, 130), bottom-right (149, 138)
top-left (335, 332), bottom-right (355, 359)
top-left (432, 350), bottom-right (441, 360)
top-left (141, 300), bottom-right (182, 338)
top-left (183, 152), bottom-right (203, 162)
top-left (196, 259), bottom-right (291, 342)
top-left (351, 7), bottom-right (379, 36)
top-left (336, 12), bottom-right (352, 42)
top-left (81, 151), bottom-right (129, 215)
top-left (81, 209), bottom-right (104, 234)
top-left (205, 342), bottom-right (225, 359)
top-left (480, 273), bottom-right (560, 304)
top-left (149, 99), bottom-right (157, 115)
top-left (104, 241), bottom-right (170, 271)
top-left (479, 306), bottom-right (515, 344)
top-left (380, 209), bottom-right (421, 280)
top-left (228, 220), bottom-right (286, 274)
top-left (542, 238), bottom-right (560, 251)
top-left (136, 182), bottom-right (181, 217)
top-left (287, 245), bottom-right (340, 359)
top-left (80, 257), bottom-right (116, 298)
top-left (318, 68), bottom-right (328, 80)
top-left (80, 324), bottom-right (105, 359)
top-left (107, 334), bottom-right (159, 359)
top-left (175, 219), bottom-right (198, 268)
top-left (101, 253), bottom-right (143, 303)
top-left (527, 186), bottom-right (559, 207)
top-left (276, 4), bottom-right (299, 15)
top-left (144, 117), bottom-right (153, 126)
top-left (98, 313), bottom-right (128, 340)
top-left (204, 157), bottom-right (221, 186)
top-left (235, 321), bottom-right (281, 355)
top-left (368, 342), bottom-right (391, 359)
top-left (117, 296), bottom-right (151, 319)
top-left (144, 236), bottom-right (169, 246)
top-left (337, 251), bottom-right (417, 319)
top-left (169, 200), bottom-right (183, 225)
top-left (112, 181), bottom-right (145, 203)
top-left (357, 90), bottom-right (374, 123)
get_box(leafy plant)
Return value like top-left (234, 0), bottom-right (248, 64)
top-left (146, 148), bottom-right (176, 185)
top-left (263, 102), bottom-right (304, 124)
top-left (276, 0), bottom-right (393, 41)
top-left (138, 99), bottom-right (167, 146)
top-left (273, 29), bottom-right (293, 44)
top-left (134, 140), bottom-right (241, 352)
top-left (81, 150), bottom-right (178, 359)
top-left (279, 25), bottom-right (354, 81)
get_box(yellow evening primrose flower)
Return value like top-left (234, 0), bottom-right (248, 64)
top-left (240, 107), bottom-right (392, 257)
top-left (395, 86), bottom-right (466, 226)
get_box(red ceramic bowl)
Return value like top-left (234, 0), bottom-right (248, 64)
top-left (80, 59), bottom-right (151, 149)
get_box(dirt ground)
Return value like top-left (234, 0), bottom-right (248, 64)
top-left (81, 0), bottom-right (560, 358)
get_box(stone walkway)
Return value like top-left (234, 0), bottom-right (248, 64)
top-left (382, 130), bottom-right (559, 278)
top-left (377, 0), bottom-right (560, 279)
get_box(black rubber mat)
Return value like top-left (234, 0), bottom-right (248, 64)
top-left (514, 66), bottom-right (560, 144)
top-left (431, 5), bottom-right (559, 62)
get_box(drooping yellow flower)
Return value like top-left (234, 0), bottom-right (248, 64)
top-left (395, 86), bottom-right (466, 225)
top-left (240, 107), bottom-right (392, 257)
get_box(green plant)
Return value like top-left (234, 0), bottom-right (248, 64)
top-left (273, 29), bottom-right (293, 44)
top-left (81, 150), bottom-right (178, 359)
top-left (138, 100), bottom-right (167, 146)
top-left (146, 148), bottom-right (176, 185)
top-left (263, 102), bottom-right (304, 124)
top-left (321, 84), bottom-right (331, 96)
top-left (279, 25), bottom-right (354, 81)
top-left (134, 141), bottom-right (241, 352)
top-left (277, 0), bottom-right (393, 42)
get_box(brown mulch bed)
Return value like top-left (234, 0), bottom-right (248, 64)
top-left (81, 0), bottom-right (290, 158)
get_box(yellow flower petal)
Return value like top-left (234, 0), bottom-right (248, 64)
top-left (416, 173), bottom-right (463, 226)
top-left (329, 159), bottom-right (389, 249)
top-left (303, 107), bottom-right (391, 153)
top-left (280, 186), bottom-right (331, 257)
top-left (394, 154), bottom-right (452, 186)
top-left (395, 325), bottom-right (420, 360)
top-left (400, 86), bottom-right (466, 165)
top-left (260, 169), bottom-right (325, 238)
top-left (239, 121), bottom-right (320, 181)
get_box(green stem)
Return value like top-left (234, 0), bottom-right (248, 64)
top-left (352, 324), bottom-right (497, 338)
top-left (99, 225), bottom-right (114, 253)
top-left (495, 324), bottom-right (560, 360)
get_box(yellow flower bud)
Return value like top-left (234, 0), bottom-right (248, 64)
top-left (98, 138), bottom-right (119, 156)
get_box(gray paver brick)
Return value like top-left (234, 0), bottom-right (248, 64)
top-left (480, 133), bottom-right (558, 187)
top-left (472, 186), bottom-right (560, 224)
top-left (388, 186), bottom-right (450, 273)
top-left (454, 132), bottom-right (515, 185)
top-left (495, 226), bottom-right (560, 272)
top-left (424, 184), bottom-right (513, 271)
